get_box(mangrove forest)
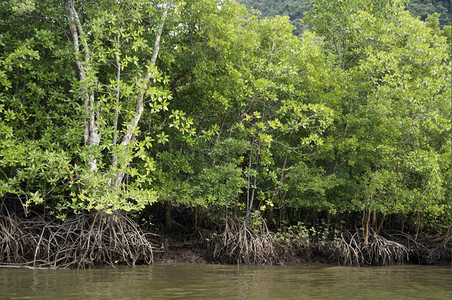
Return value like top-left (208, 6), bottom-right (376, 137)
top-left (0, 0), bottom-right (450, 269)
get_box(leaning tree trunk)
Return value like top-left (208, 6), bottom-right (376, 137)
top-left (65, 0), bottom-right (100, 171)
top-left (112, 0), bottom-right (171, 189)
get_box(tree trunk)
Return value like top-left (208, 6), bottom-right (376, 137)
top-left (112, 0), bottom-right (171, 188)
top-left (363, 209), bottom-right (371, 246)
top-left (65, 0), bottom-right (100, 172)
top-left (194, 206), bottom-right (198, 229)
top-left (266, 206), bottom-right (273, 226)
top-left (111, 53), bottom-right (121, 174)
top-left (372, 210), bottom-right (377, 229)
top-left (278, 191), bottom-right (287, 228)
top-left (165, 201), bottom-right (172, 230)
top-left (400, 213), bottom-right (405, 232)
top-left (414, 212), bottom-right (421, 242)
top-left (245, 153), bottom-right (253, 226)
top-left (270, 154), bottom-right (288, 228)
top-left (376, 213), bottom-right (385, 235)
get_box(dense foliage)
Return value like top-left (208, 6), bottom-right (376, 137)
top-left (0, 0), bottom-right (450, 241)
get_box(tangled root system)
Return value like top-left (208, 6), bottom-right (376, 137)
top-left (0, 208), bottom-right (153, 269)
top-left (329, 230), bottom-right (409, 266)
top-left (209, 219), bottom-right (284, 265)
top-left (385, 229), bottom-right (451, 265)
top-left (1, 203), bottom-right (449, 268)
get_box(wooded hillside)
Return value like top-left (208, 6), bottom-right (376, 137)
top-left (239, 0), bottom-right (451, 35)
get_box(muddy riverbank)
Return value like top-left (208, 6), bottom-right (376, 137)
top-left (1, 209), bottom-right (450, 269)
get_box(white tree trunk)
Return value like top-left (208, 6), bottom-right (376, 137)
top-left (65, 0), bottom-right (170, 183)
top-left (65, 0), bottom-right (100, 172)
top-left (112, 0), bottom-right (171, 188)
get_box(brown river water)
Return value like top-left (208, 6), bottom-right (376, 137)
top-left (0, 263), bottom-right (450, 299)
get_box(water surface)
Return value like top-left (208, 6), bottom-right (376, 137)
top-left (0, 264), bottom-right (450, 299)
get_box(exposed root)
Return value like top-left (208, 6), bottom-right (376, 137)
top-left (209, 219), bottom-right (283, 265)
top-left (385, 230), bottom-right (451, 265)
top-left (1, 204), bottom-right (449, 267)
top-left (327, 230), bottom-right (409, 266)
top-left (0, 209), bottom-right (153, 269)
top-left (331, 232), bottom-right (363, 266)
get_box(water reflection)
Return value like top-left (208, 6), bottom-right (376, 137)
top-left (0, 264), bottom-right (450, 299)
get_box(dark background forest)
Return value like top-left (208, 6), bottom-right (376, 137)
top-left (239, 0), bottom-right (451, 35)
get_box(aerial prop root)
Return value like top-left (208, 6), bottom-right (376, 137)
top-left (329, 229), bottom-right (409, 266)
top-left (0, 208), bottom-right (153, 269)
top-left (209, 218), bottom-right (284, 265)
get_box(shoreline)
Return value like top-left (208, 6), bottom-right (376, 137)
top-left (0, 211), bottom-right (450, 269)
